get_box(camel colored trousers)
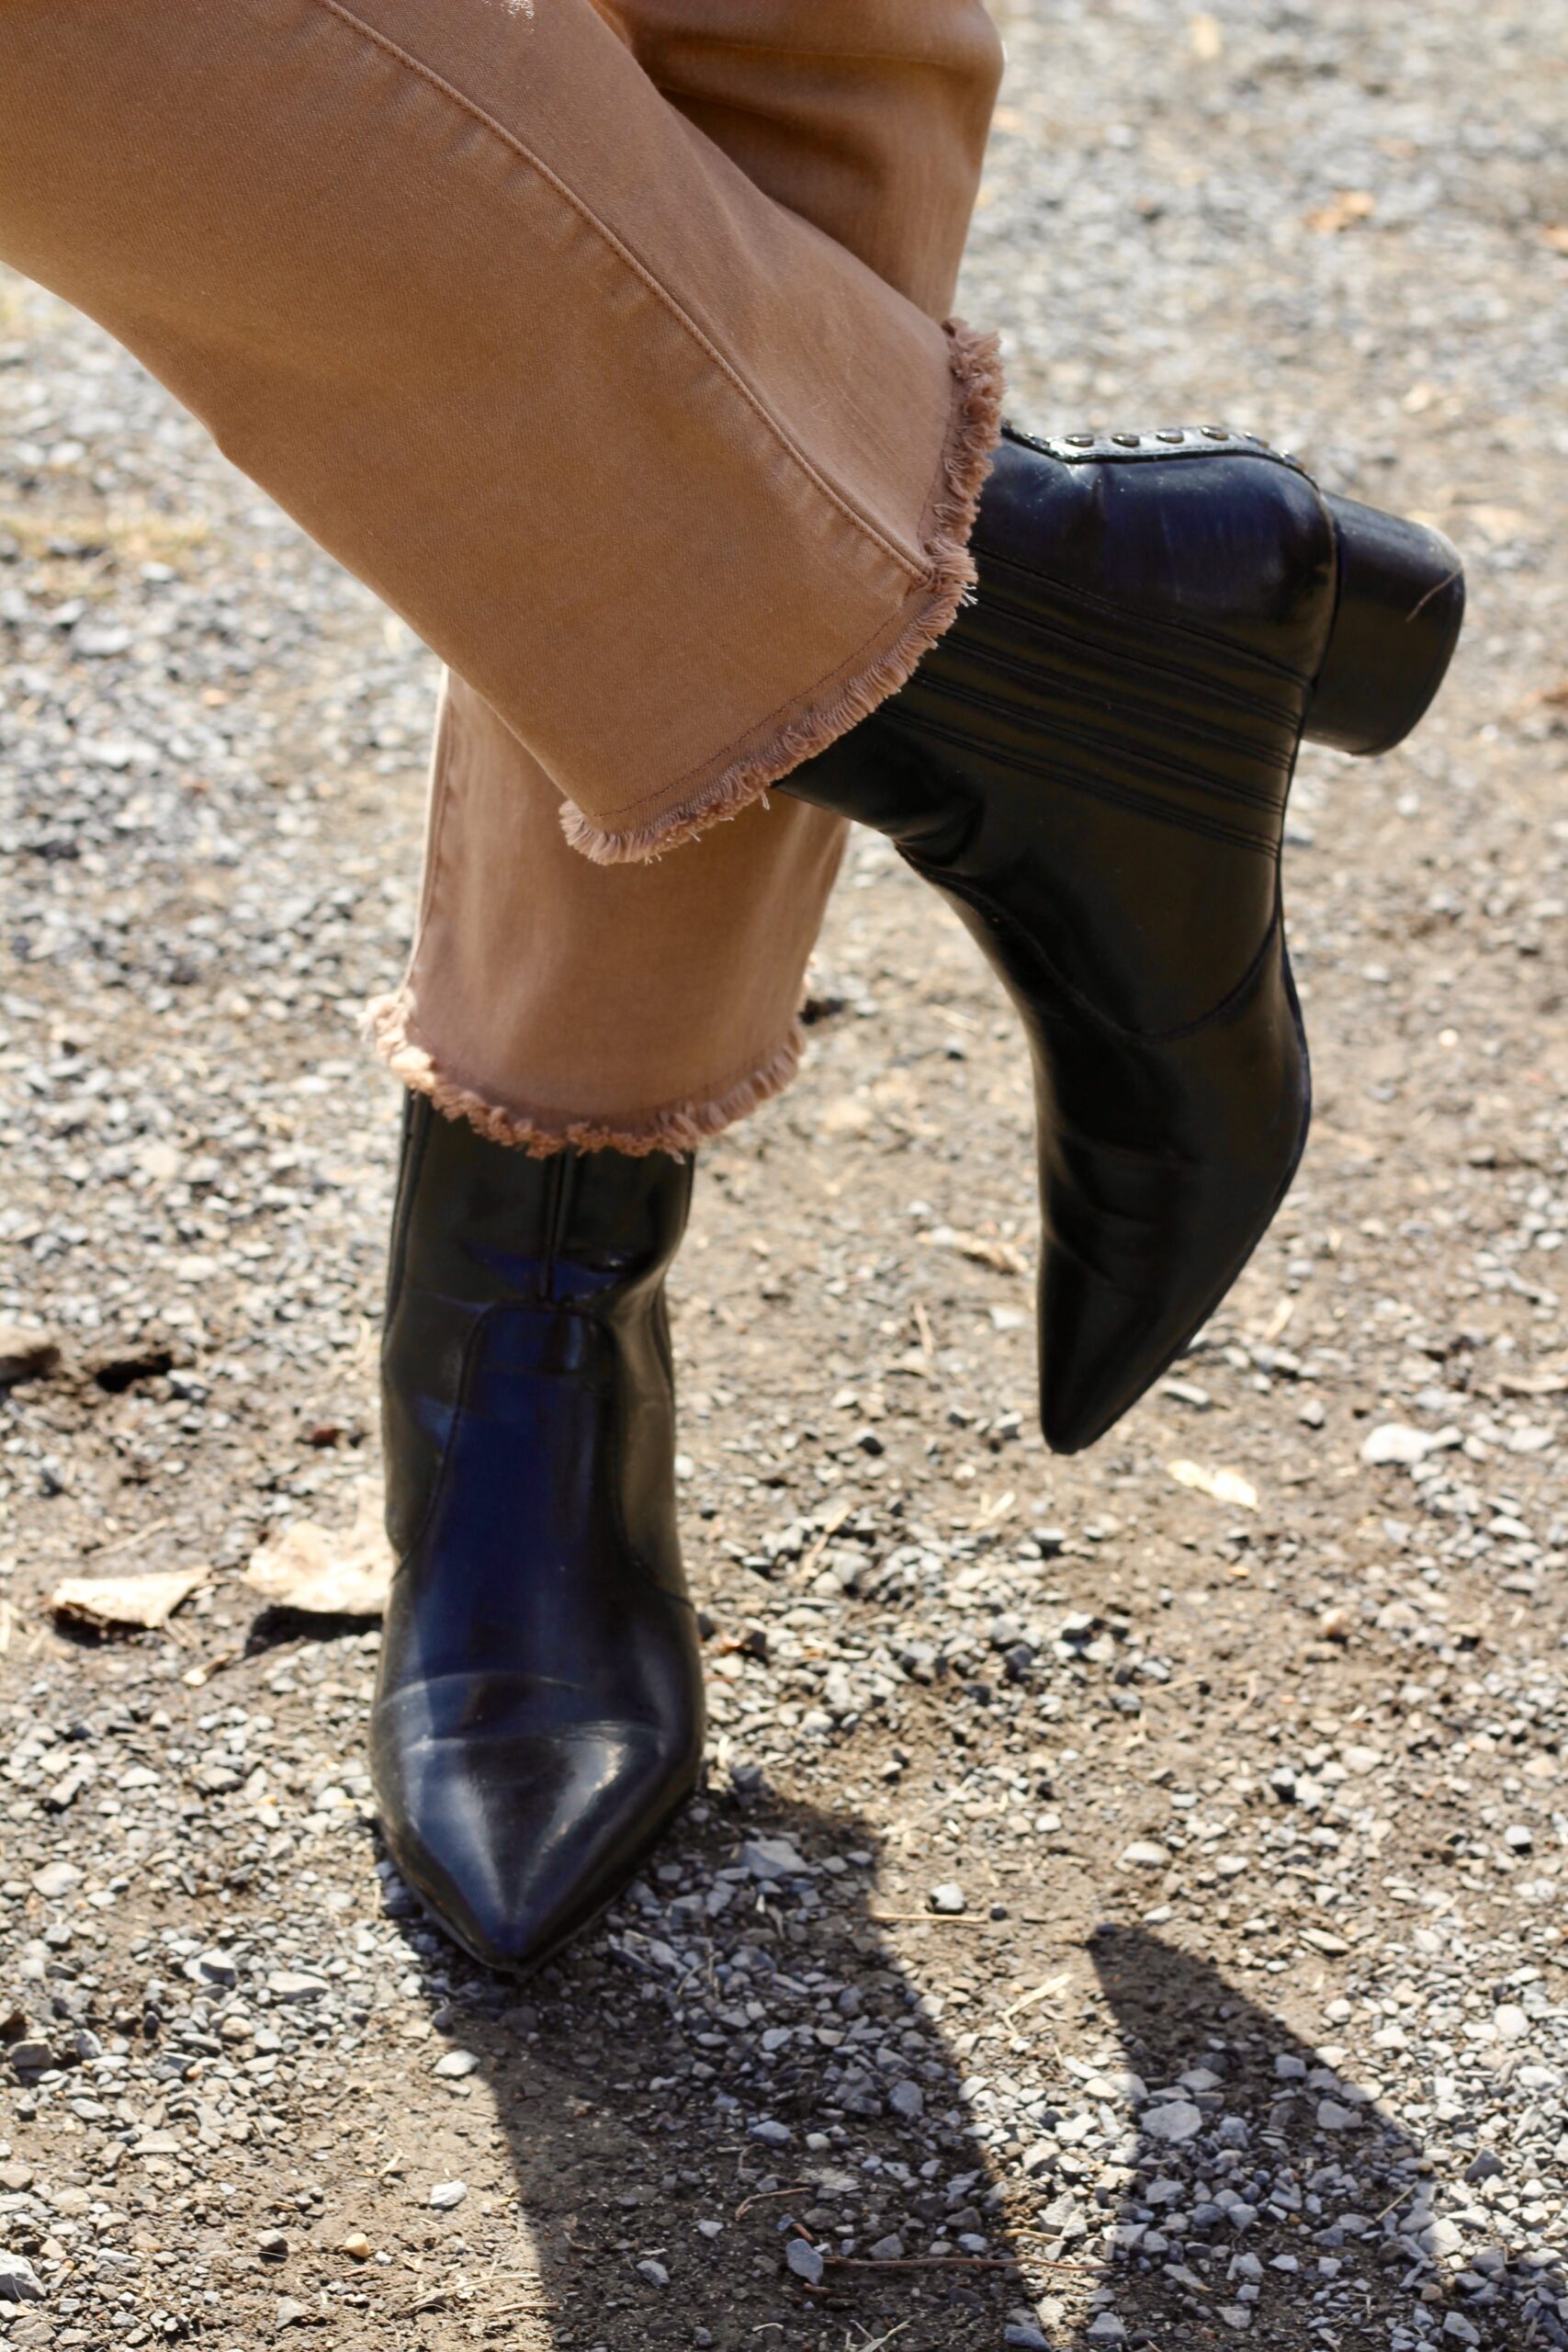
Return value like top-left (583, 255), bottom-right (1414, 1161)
top-left (0, 0), bottom-right (1004, 1149)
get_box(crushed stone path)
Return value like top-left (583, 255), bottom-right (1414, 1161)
top-left (3, 2), bottom-right (1567, 2345)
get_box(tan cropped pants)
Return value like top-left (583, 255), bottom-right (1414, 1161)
top-left (0, 0), bottom-right (1004, 1148)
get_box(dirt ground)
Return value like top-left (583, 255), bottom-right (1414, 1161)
top-left (4, 3), bottom-right (1568, 2347)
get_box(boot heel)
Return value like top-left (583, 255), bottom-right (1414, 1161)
top-left (1306, 493), bottom-right (1465, 756)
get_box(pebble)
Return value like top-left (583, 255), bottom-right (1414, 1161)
top-left (0, 2251), bottom-right (46, 2302)
top-left (784, 2239), bottom-right (825, 2286)
top-left (428, 2181), bottom-right (467, 2211)
top-left (266, 1972), bottom-right (328, 2002)
top-left (433, 2048), bottom-right (481, 2077)
top-left (739, 1837), bottom-right (810, 1882)
top-left (929, 1883), bottom-right (967, 1915)
top-left (1142, 2100), bottom-right (1203, 2145)
top-left (29, 1861), bottom-right (82, 1900)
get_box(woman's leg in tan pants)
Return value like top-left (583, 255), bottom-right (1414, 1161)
top-left (0, 0), bottom-right (1001, 863)
top-left (369, 0), bottom-right (1004, 1151)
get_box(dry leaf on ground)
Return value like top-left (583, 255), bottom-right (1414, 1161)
top-left (1167, 1459), bottom-right (1259, 1510)
top-left (244, 1480), bottom-right (392, 1617)
top-left (51, 1566), bottom-right (209, 1631)
top-left (927, 1227), bottom-right (1030, 1276)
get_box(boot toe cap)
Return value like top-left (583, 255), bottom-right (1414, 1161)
top-left (373, 1693), bottom-right (698, 1972)
top-left (1038, 1137), bottom-right (1305, 1454)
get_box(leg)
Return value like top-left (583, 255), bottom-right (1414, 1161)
top-left (367, 0), bottom-right (1003, 1965)
top-left (0, 0), bottom-right (1000, 860)
top-left (371, 0), bottom-right (1005, 1151)
top-left (367, 677), bottom-right (850, 1150)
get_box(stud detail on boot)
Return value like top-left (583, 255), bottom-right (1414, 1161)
top-left (372, 1098), bottom-right (704, 1972)
top-left (780, 424), bottom-right (1464, 1453)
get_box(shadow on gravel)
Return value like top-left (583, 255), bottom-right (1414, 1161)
top-left (385, 1804), bottom-right (1556, 2352)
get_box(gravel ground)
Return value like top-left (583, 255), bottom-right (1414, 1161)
top-left (4, 3), bottom-right (1568, 2347)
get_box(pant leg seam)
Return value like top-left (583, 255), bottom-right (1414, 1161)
top-left (314, 0), bottom-right (929, 584)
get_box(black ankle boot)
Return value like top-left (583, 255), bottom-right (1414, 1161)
top-left (780, 424), bottom-right (1464, 1453)
top-left (371, 1098), bottom-right (704, 1971)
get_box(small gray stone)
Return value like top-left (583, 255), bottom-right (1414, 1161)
top-left (267, 1973), bottom-right (328, 2002)
top-left (73, 624), bottom-right (133, 657)
top-left (30, 1860), bottom-right (82, 1900)
top-left (888, 2078), bottom-right (925, 2121)
top-left (1005, 2329), bottom-right (1051, 2350)
top-left (739, 1837), bottom-right (810, 1882)
top-left (1143, 2100), bottom-right (1203, 2145)
top-left (428, 2180), bottom-right (467, 2211)
top-left (1420, 2218), bottom-right (1463, 2261)
top-left (750, 2118), bottom-right (793, 2147)
top-left (785, 2239), bottom-right (825, 2286)
top-left (868, 2233), bottom-right (905, 2262)
top-left (0, 2250), bottom-right (45, 2302)
top-left (637, 2258), bottom-right (671, 2287)
top-left (433, 2049), bottom-right (480, 2078)
top-left (929, 1883), bottom-right (967, 1915)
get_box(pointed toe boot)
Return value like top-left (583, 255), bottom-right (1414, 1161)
top-left (780, 424), bottom-right (1464, 1452)
top-left (371, 1099), bottom-right (705, 1972)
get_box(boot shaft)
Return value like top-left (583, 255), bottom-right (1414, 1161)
top-left (385, 1095), bottom-right (694, 1326)
top-left (381, 1100), bottom-right (694, 1568)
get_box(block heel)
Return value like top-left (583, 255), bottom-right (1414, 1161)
top-left (1307, 492), bottom-right (1466, 757)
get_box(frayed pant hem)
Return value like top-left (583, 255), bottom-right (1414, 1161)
top-left (363, 990), bottom-right (804, 1157)
top-left (558, 315), bottom-right (1004, 865)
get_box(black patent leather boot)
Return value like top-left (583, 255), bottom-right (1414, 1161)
top-left (371, 1097), bottom-right (704, 1972)
top-left (780, 424), bottom-right (1464, 1453)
